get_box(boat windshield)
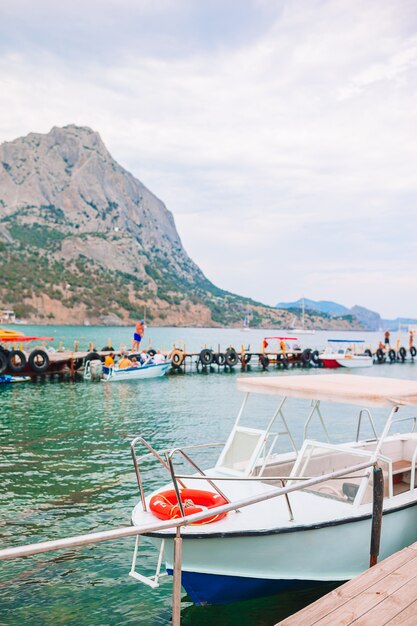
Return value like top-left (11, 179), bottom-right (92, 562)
top-left (292, 441), bottom-right (390, 505)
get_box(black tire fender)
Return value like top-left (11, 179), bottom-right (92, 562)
top-left (388, 349), bottom-right (396, 362)
top-left (301, 349), bottom-right (312, 365)
top-left (84, 351), bottom-right (101, 363)
top-left (282, 356), bottom-right (289, 369)
top-left (171, 349), bottom-right (184, 367)
top-left (411, 346), bottom-right (417, 358)
top-left (101, 346), bottom-right (115, 352)
top-left (8, 350), bottom-right (27, 373)
top-left (376, 348), bottom-right (385, 363)
top-left (399, 347), bottom-right (407, 361)
top-left (225, 348), bottom-right (238, 367)
top-left (259, 355), bottom-right (269, 370)
top-left (29, 349), bottom-right (50, 373)
top-left (241, 353), bottom-right (251, 364)
top-left (364, 349), bottom-right (373, 358)
top-left (214, 352), bottom-right (226, 366)
top-left (199, 349), bottom-right (213, 366)
top-left (311, 350), bottom-right (320, 365)
top-left (147, 349), bottom-right (157, 357)
top-left (0, 351), bottom-right (7, 375)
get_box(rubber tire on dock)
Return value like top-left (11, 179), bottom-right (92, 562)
top-left (147, 349), bottom-right (157, 357)
top-left (411, 347), bottom-right (417, 358)
top-left (84, 351), bottom-right (101, 363)
top-left (214, 352), bottom-right (226, 366)
top-left (101, 346), bottom-right (114, 352)
top-left (259, 355), bottom-right (269, 370)
top-left (301, 349), bottom-right (312, 366)
top-left (69, 358), bottom-right (84, 370)
top-left (311, 350), bottom-right (320, 365)
top-left (8, 350), bottom-right (27, 373)
top-left (388, 349), bottom-right (396, 362)
top-left (225, 348), bottom-right (238, 367)
top-left (199, 349), bottom-right (213, 366)
top-left (171, 349), bottom-right (184, 368)
top-left (376, 348), bottom-right (385, 363)
top-left (29, 349), bottom-right (50, 374)
top-left (399, 347), bottom-right (407, 361)
top-left (0, 351), bottom-right (7, 375)
top-left (364, 349), bottom-right (373, 358)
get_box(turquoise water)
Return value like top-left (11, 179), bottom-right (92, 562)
top-left (1, 326), bottom-right (416, 625)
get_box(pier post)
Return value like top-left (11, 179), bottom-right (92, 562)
top-left (370, 465), bottom-right (384, 567)
top-left (172, 527), bottom-right (183, 626)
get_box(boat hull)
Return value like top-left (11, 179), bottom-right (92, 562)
top-left (320, 355), bottom-right (373, 369)
top-left (148, 501), bottom-right (417, 605)
top-left (320, 358), bottom-right (341, 369)
top-left (336, 357), bottom-right (373, 368)
top-left (102, 361), bottom-right (171, 381)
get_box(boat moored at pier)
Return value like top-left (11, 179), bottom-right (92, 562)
top-left (131, 374), bottom-right (417, 605)
top-left (319, 339), bottom-right (373, 368)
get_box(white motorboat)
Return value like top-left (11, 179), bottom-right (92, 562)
top-left (131, 374), bottom-right (417, 605)
top-left (102, 360), bottom-right (171, 382)
top-left (320, 339), bottom-right (373, 369)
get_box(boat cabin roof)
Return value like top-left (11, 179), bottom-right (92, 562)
top-left (327, 339), bottom-right (365, 343)
top-left (237, 374), bottom-right (417, 407)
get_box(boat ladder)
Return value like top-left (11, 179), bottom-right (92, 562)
top-left (129, 536), bottom-right (167, 588)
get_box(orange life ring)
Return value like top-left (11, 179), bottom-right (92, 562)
top-left (149, 488), bottom-right (228, 525)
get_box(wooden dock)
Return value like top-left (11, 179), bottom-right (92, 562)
top-left (276, 542), bottom-right (417, 625)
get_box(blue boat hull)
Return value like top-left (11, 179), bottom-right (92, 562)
top-left (167, 569), bottom-right (327, 605)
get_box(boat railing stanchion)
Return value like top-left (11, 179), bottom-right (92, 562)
top-left (172, 526), bottom-right (183, 626)
top-left (370, 463), bottom-right (384, 567)
top-left (280, 479), bottom-right (294, 521)
top-left (167, 454), bottom-right (186, 517)
top-left (130, 436), bottom-right (187, 511)
top-left (168, 447), bottom-right (231, 505)
top-left (130, 440), bottom-right (147, 511)
top-left (356, 409), bottom-right (378, 442)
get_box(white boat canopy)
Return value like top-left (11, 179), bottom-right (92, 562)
top-left (237, 374), bottom-right (417, 408)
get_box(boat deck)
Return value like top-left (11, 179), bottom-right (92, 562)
top-left (276, 541), bottom-right (417, 625)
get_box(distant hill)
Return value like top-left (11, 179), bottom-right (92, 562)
top-left (276, 298), bottom-right (417, 331)
top-left (276, 298), bottom-right (349, 316)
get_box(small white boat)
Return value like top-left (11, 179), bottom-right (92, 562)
top-left (242, 314), bottom-right (250, 332)
top-left (320, 339), bottom-right (373, 369)
top-left (102, 360), bottom-right (171, 382)
top-left (130, 374), bottom-right (417, 605)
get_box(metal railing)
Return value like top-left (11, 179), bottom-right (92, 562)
top-left (0, 459), bottom-right (382, 626)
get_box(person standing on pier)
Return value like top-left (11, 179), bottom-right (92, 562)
top-left (384, 330), bottom-right (390, 348)
top-left (133, 319), bottom-right (145, 352)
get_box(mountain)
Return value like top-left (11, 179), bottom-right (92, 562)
top-left (276, 298), bottom-right (349, 316)
top-left (0, 125), bottom-right (303, 327)
top-left (350, 305), bottom-right (382, 332)
top-left (276, 298), bottom-right (417, 331)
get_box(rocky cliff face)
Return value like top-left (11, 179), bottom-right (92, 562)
top-left (0, 125), bottom-right (297, 327)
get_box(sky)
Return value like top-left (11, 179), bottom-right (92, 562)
top-left (1, 0), bottom-right (417, 318)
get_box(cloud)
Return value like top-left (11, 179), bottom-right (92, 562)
top-left (0, 0), bottom-right (417, 317)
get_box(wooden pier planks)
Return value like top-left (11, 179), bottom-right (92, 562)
top-left (276, 542), bottom-right (417, 625)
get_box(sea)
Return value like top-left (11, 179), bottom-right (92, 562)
top-left (1, 325), bottom-right (415, 625)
